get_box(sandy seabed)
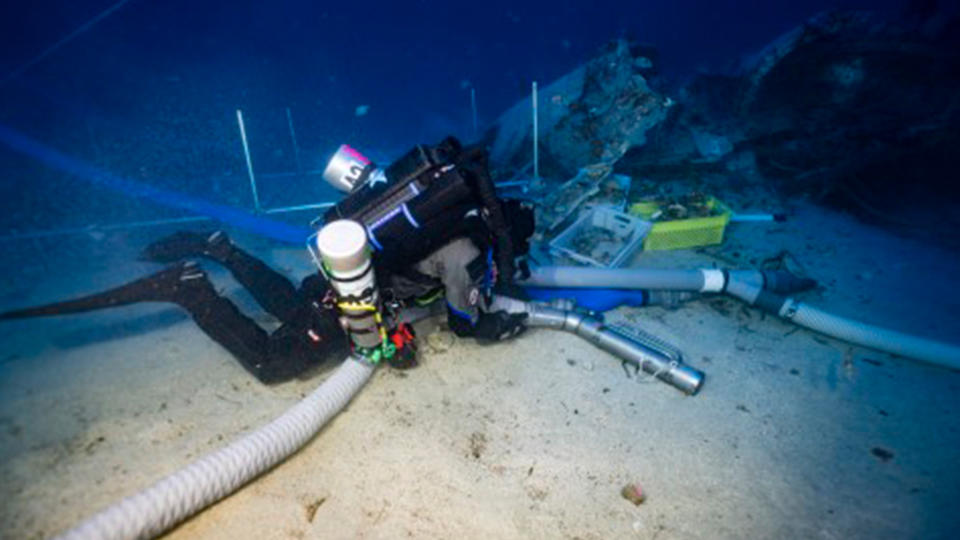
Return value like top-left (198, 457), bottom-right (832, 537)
top-left (1, 201), bottom-right (959, 540)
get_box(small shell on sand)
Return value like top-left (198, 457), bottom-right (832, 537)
top-left (621, 482), bottom-right (646, 505)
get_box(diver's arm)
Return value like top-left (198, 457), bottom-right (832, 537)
top-left (413, 237), bottom-right (527, 342)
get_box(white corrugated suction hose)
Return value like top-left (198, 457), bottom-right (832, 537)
top-left (784, 301), bottom-right (960, 371)
top-left (56, 356), bottom-right (375, 540)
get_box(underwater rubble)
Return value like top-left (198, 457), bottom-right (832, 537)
top-left (489, 39), bottom-right (671, 179)
top-left (488, 9), bottom-right (960, 248)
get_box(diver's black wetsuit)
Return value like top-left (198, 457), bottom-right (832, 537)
top-left (0, 232), bottom-right (350, 384)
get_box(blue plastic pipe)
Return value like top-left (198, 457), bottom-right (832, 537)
top-left (523, 287), bottom-right (647, 312)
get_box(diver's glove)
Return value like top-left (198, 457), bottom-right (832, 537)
top-left (475, 310), bottom-right (528, 342)
top-left (448, 309), bottom-right (528, 343)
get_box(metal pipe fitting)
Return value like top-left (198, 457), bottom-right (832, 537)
top-left (524, 303), bottom-right (704, 395)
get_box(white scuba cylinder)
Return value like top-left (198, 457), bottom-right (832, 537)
top-left (316, 219), bottom-right (383, 350)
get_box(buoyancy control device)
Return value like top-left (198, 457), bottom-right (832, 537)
top-left (321, 137), bottom-right (522, 283)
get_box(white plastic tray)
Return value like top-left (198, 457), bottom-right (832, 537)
top-left (549, 207), bottom-right (651, 267)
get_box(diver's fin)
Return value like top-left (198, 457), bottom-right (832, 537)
top-left (139, 230), bottom-right (233, 263)
top-left (0, 262), bottom-right (212, 320)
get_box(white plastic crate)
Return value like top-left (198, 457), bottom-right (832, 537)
top-left (549, 208), bottom-right (652, 268)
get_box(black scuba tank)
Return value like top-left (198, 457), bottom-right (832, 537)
top-left (323, 138), bottom-right (477, 269)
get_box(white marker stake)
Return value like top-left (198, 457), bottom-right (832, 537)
top-left (470, 87), bottom-right (478, 139)
top-left (532, 81), bottom-right (539, 183)
top-left (236, 109), bottom-right (262, 213)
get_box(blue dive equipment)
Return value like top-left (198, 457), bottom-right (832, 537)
top-left (523, 287), bottom-right (647, 312)
top-left (321, 138), bottom-right (481, 270)
top-left (522, 287), bottom-right (701, 312)
top-left (321, 137), bottom-right (520, 283)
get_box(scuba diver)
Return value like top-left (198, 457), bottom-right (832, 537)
top-left (0, 137), bottom-right (534, 384)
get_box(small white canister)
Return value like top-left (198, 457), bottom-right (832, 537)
top-left (315, 219), bottom-right (382, 349)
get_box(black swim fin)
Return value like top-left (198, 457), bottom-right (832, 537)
top-left (0, 262), bottom-right (212, 320)
top-left (140, 230), bottom-right (300, 322)
top-left (0, 262), bottom-right (329, 385)
top-left (138, 231), bottom-right (231, 263)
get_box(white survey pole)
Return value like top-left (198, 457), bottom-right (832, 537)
top-left (470, 87), bottom-right (478, 138)
top-left (236, 109), bottom-right (262, 213)
top-left (285, 107), bottom-right (304, 180)
top-left (532, 81), bottom-right (539, 183)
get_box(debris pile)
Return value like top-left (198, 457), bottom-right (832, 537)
top-left (488, 9), bottom-right (960, 246)
top-left (488, 39), bottom-right (671, 179)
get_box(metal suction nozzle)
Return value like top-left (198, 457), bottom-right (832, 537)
top-left (495, 296), bottom-right (704, 395)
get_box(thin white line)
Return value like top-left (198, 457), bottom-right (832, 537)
top-left (0, 0), bottom-right (138, 87)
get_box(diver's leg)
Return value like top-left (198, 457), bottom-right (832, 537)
top-left (211, 235), bottom-right (302, 323)
top-left (138, 231), bottom-right (219, 263)
top-left (140, 230), bottom-right (300, 322)
top-left (147, 264), bottom-right (318, 383)
top-left (0, 261), bottom-right (284, 383)
top-left (168, 267), bottom-right (348, 383)
top-left (0, 262), bottom-right (213, 319)
top-left (111, 266), bottom-right (323, 384)
top-left (185, 289), bottom-right (281, 383)
top-left (260, 309), bottom-right (351, 383)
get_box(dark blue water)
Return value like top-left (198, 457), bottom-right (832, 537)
top-left (0, 0), bottom-right (919, 231)
top-left (1, 3), bottom-right (960, 538)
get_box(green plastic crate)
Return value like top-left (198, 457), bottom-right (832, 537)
top-left (629, 196), bottom-right (731, 251)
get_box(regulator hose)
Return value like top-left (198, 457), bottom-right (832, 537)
top-left (460, 145), bottom-right (516, 283)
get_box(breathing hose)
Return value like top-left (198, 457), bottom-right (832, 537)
top-left (55, 356), bottom-right (375, 540)
top-left (460, 145), bottom-right (516, 283)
